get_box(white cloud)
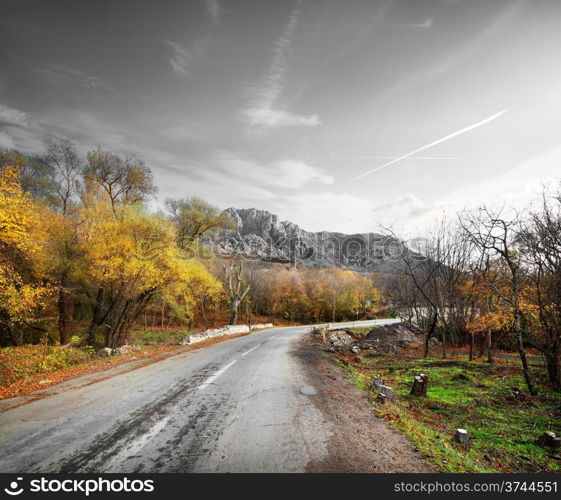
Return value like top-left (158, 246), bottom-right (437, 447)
top-left (271, 191), bottom-right (377, 233)
top-left (442, 143), bottom-right (561, 211)
top-left (205, 0), bottom-right (223, 24)
top-left (36, 65), bottom-right (117, 95)
top-left (0, 104), bottom-right (28, 126)
top-left (0, 131), bottom-right (15, 150)
top-left (243, 107), bottom-right (320, 129)
top-left (197, 150), bottom-right (333, 189)
top-left (164, 38), bottom-right (208, 76)
top-left (402, 18), bottom-right (434, 29)
top-left (241, 7), bottom-right (320, 132)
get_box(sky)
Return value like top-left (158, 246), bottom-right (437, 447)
top-left (1, 0), bottom-right (561, 236)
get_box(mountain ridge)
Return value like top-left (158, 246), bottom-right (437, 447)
top-left (210, 207), bottom-right (402, 272)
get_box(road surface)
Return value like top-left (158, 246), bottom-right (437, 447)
top-left (0, 320), bottom-right (398, 473)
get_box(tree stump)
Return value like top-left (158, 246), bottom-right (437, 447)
top-left (410, 373), bottom-right (429, 397)
top-left (379, 385), bottom-right (394, 400)
top-left (537, 431), bottom-right (561, 448)
top-left (455, 428), bottom-right (469, 443)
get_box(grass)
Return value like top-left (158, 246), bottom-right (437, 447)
top-left (336, 353), bottom-right (561, 472)
top-left (346, 326), bottom-right (376, 337)
top-left (129, 329), bottom-right (190, 346)
top-left (0, 345), bottom-right (95, 386)
top-left (0, 328), bottom-right (191, 387)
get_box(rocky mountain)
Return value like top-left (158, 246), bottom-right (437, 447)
top-left (210, 207), bottom-right (405, 272)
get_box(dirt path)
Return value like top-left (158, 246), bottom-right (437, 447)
top-left (295, 337), bottom-right (437, 473)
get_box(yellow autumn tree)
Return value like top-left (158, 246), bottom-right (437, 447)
top-left (0, 166), bottom-right (56, 345)
top-left (75, 196), bottom-right (195, 347)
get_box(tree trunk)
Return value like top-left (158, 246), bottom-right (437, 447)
top-left (423, 312), bottom-right (438, 358)
top-left (486, 328), bottom-right (494, 364)
top-left (410, 373), bottom-right (429, 397)
top-left (57, 270), bottom-right (71, 345)
top-left (1, 312), bottom-right (22, 346)
top-left (86, 287), bottom-right (104, 345)
top-left (229, 297), bottom-right (240, 325)
top-left (544, 347), bottom-right (561, 391)
top-left (199, 299), bottom-right (209, 329)
top-left (469, 332), bottom-right (474, 362)
top-left (514, 308), bottom-right (536, 395)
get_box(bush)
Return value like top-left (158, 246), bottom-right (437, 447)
top-left (129, 329), bottom-right (189, 346)
top-left (0, 345), bottom-right (94, 386)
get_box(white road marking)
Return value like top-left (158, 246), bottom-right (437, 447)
top-left (268, 335), bottom-right (278, 340)
top-left (198, 360), bottom-right (237, 390)
top-left (241, 343), bottom-right (262, 357)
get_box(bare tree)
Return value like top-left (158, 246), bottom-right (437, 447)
top-left (85, 148), bottom-right (156, 215)
top-left (43, 138), bottom-right (81, 214)
top-left (42, 138), bottom-right (82, 344)
top-left (223, 259), bottom-right (251, 325)
top-left (461, 206), bottom-right (536, 395)
top-left (518, 189), bottom-right (561, 390)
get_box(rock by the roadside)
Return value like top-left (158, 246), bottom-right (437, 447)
top-left (455, 428), bottom-right (469, 443)
top-left (354, 355), bottom-right (363, 363)
top-left (379, 384), bottom-right (394, 401)
top-left (328, 330), bottom-right (353, 347)
top-left (376, 393), bottom-right (387, 404)
top-left (113, 345), bottom-right (136, 355)
top-left (97, 347), bottom-right (112, 357)
top-left (350, 345), bottom-right (360, 354)
top-left (182, 324), bottom-right (251, 345)
top-left (358, 323), bottom-right (423, 353)
top-left (537, 431), bottom-right (561, 448)
top-left (372, 376), bottom-right (383, 390)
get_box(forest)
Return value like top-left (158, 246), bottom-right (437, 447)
top-left (377, 195), bottom-right (561, 393)
top-left (0, 140), bottom-right (380, 351)
top-left (1, 139), bottom-right (561, 395)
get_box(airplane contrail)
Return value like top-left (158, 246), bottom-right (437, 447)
top-left (349, 107), bottom-right (511, 182)
top-left (307, 155), bottom-right (463, 160)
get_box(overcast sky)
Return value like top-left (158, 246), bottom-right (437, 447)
top-left (1, 0), bottom-right (561, 236)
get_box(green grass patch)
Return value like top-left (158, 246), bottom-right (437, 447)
top-left (129, 329), bottom-right (189, 346)
top-left (337, 354), bottom-right (561, 472)
top-left (346, 326), bottom-right (374, 338)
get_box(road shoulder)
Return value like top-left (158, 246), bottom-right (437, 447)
top-left (294, 335), bottom-right (438, 473)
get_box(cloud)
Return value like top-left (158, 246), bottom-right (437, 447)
top-left (205, 0), bottom-right (223, 24)
top-left (164, 38), bottom-right (208, 75)
top-left (196, 150), bottom-right (333, 189)
top-left (36, 65), bottom-right (117, 95)
top-left (0, 131), bottom-right (15, 150)
top-left (0, 104), bottom-right (28, 127)
top-left (243, 107), bottom-right (320, 129)
top-left (402, 18), bottom-right (434, 29)
top-left (371, 194), bottom-right (427, 217)
top-left (165, 125), bottom-right (205, 141)
top-left (381, 0), bottom-right (528, 99)
top-left (269, 191), bottom-right (377, 233)
top-left (0, 104), bottom-right (44, 151)
top-left (241, 7), bottom-right (320, 132)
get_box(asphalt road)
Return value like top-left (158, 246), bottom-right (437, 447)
top-left (0, 319), bottom-right (398, 473)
